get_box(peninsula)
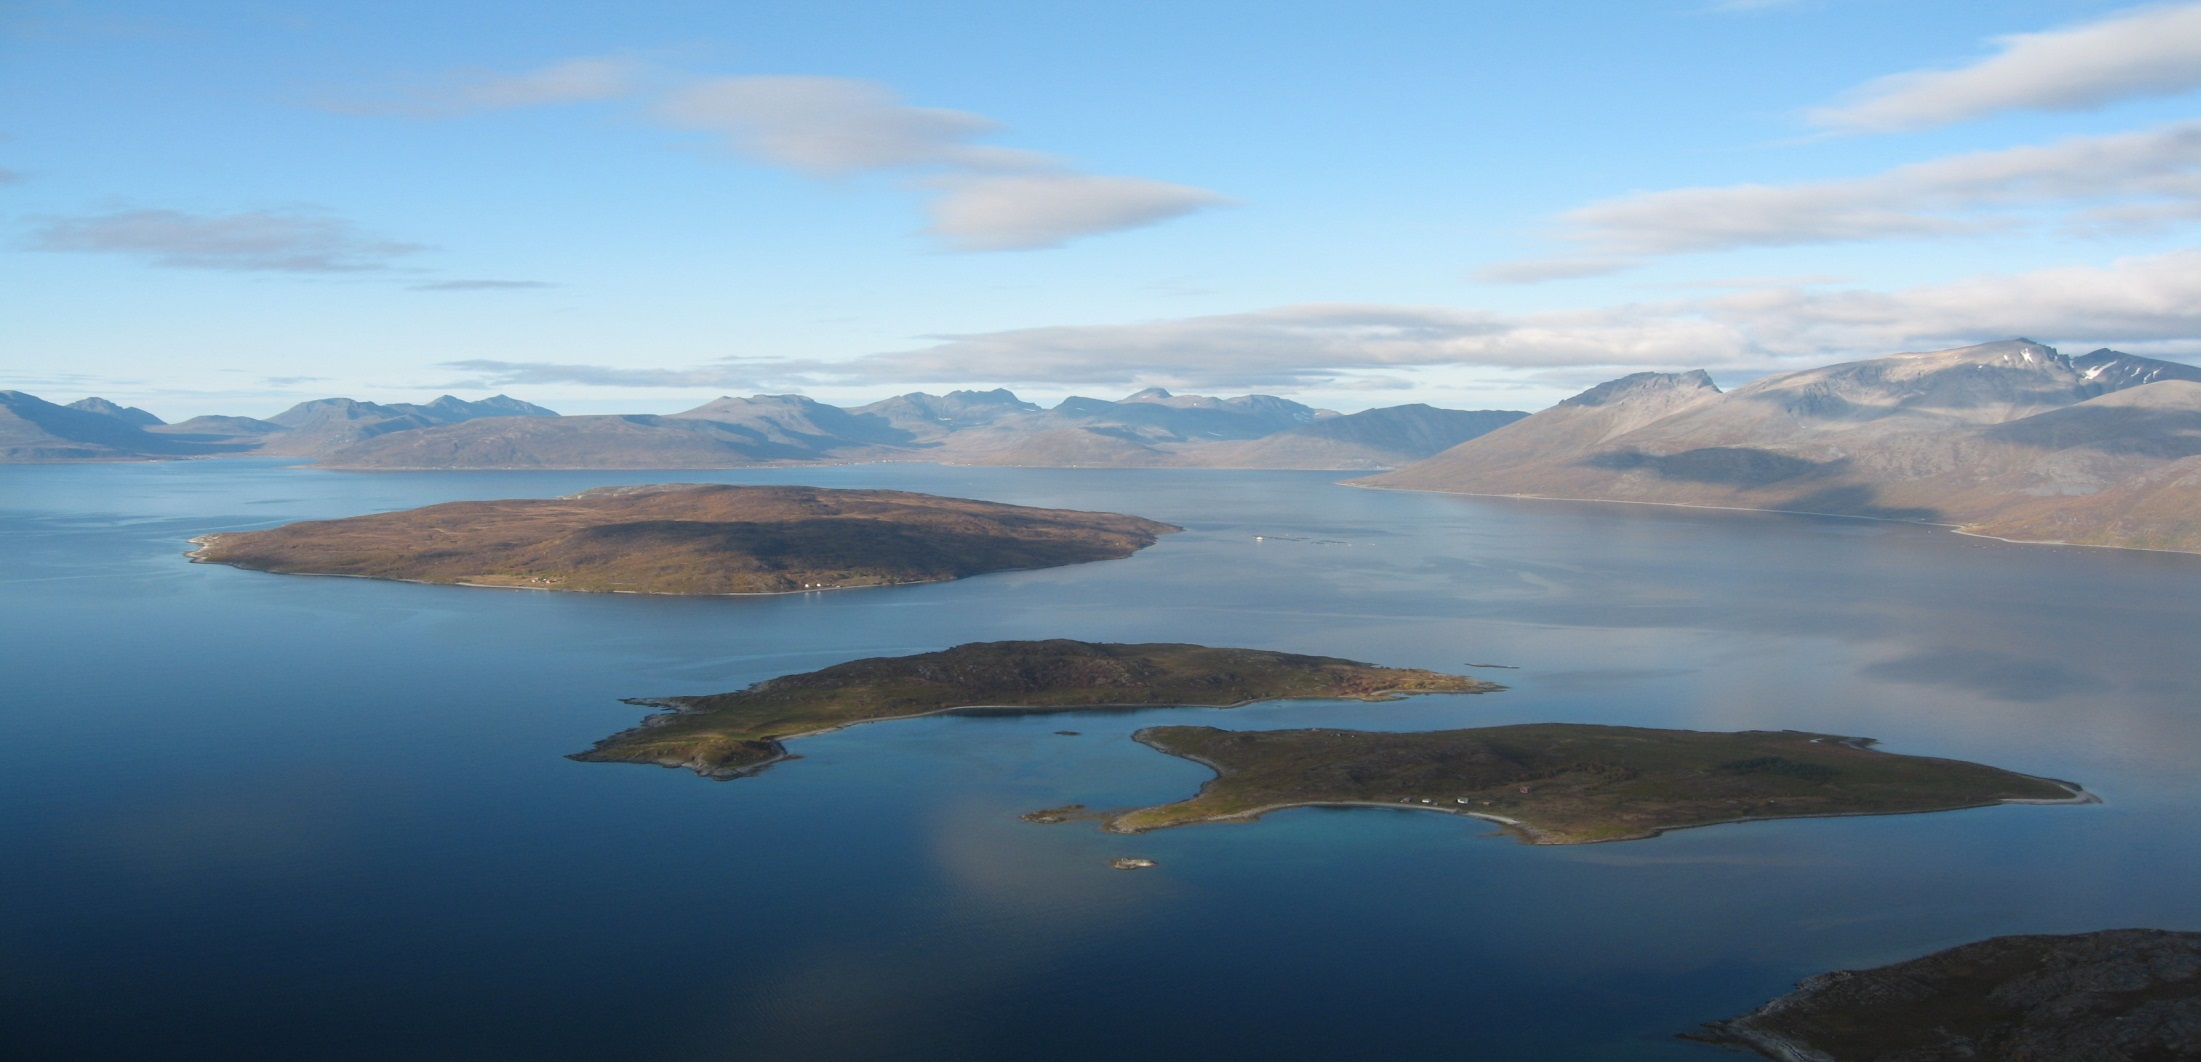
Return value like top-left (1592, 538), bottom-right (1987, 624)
top-left (1690, 929), bottom-right (2201, 1060)
top-left (187, 483), bottom-right (1178, 595)
top-left (572, 640), bottom-right (1501, 778)
top-left (1101, 724), bottom-right (2086, 842)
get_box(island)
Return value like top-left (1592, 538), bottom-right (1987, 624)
top-left (1689, 929), bottom-right (2201, 1060)
top-left (187, 483), bottom-right (1179, 595)
top-left (1097, 724), bottom-right (2088, 841)
top-left (571, 640), bottom-right (1502, 778)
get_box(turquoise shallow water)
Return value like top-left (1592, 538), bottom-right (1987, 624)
top-left (3, 461), bottom-right (2198, 1060)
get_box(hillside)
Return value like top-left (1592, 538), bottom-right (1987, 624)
top-left (1363, 341), bottom-right (2201, 552)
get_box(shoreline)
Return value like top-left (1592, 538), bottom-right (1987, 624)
top-left (184, 534), bottom-right (1098, 599)
top-left (1108, 730), bottom-right (2096, 842)
top-left (1106, 783), bottom-right (2094, 843)
top-left (577, 684), bottom-right (1498, 780)
top-left (1342, 483), bottom-right (2201, 559)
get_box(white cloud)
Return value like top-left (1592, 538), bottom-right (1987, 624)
top-left (449, 57), bottom-right (639, 110)
top-left (342, 65), bottom-right (1226, 251)
top-left (1812, 2), bottom-right (2201, 132)
top-left (657, 76), bottom-right (1042, 176)
top-left (329, 56), bottom-right (642, 115)
top-left (1472, 255), bottom-right (1635, 284)
top-left (925, 174), bottom-right (1232, 251)
top-left (30, 209), bottom-right (422, 272)
top-left (846, 248), bottom-right (2201, 387)
top-left (1484, 120), bottom-right (2201, 271)
top-left (443, 360), bottom-right (758, 389)
top-left (432, 249), bottom-right (2201, 395)
top-left (657, 75), bottom-right (1228, 249)
top-left (411, 279), bottom-right (555, 291)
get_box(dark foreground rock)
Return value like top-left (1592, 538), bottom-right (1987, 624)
top-left (1689, 928), bottom-right (2201, 1060)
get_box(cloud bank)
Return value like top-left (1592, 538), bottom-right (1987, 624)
top-left (1484, 119), bottom-right (2201, 278)
top-left (1812, 2), bottom-right (2201, 132)
top-left (31, 209), bottom-right (421, 272)
top-left (446, 248), bottom-right (2201, 394)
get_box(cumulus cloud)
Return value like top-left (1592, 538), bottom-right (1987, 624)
top-left (1483, 120), bottom-right (2201, 272)
top-left (925, 173), bottom-right (1231, 251)
top-left (31, 209), bottom-right (422, 272)
top-left (1811, 2), bottom-right (2201, 132)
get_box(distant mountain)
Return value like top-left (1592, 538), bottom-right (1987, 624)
top-left (0, 392), bottom-right (558, 463)
top-left (318, 394), bottom-right (913, 469)
top-left (1179, 405), bottom-right (1529, 469)
top-left (3, 383), bottom-right (1519, 472)
top-left (253, 394), bottom-right (558, 456)
top-left (2, 391), bottom-right (237, 461)
top-left (317, 386), bottom-right (1493, 471)
top-left (67, 397), bottom-right (165, 427)
top-left (1362, 341), bottom-right (2201, 552)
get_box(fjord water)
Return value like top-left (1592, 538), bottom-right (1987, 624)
top-left (4, 463), bottom-right (2198, 1061)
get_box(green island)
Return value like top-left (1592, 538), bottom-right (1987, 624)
top-left (571, 640), bottom-right (1501, 778)
top-left (1097, 724), bottom-right (2089, 842)
top-left (1688, 929), bottom-right (2201, 1060)
top-left (186, 483), bottom-right (1178, 595)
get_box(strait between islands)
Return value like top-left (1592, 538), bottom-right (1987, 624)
top-left (575, 639), bottom-right (2086, 848)
top-left (186, 483), bottom-right (1179, 595)
top-left (572, 639), bottom-right (1501, 777)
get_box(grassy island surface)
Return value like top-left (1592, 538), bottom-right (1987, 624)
top-left (1689, 929), bottom-right (2201, 1060)
top-left (1104, 724), bottom-right (2086, 842)
top-left (573, 640), bottom-right (1501, 778)
top-left (188, 483), bottom-right (1178, 595)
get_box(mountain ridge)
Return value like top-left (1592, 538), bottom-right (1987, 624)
top-left (1361, 341), bottom-right (2201, 552)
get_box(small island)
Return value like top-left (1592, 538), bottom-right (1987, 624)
top-left (572, 640), bottom-right (1501, 778)
top-left (1689, 929), bottom-right (2201, 1060)
top-left (1099, 724), bottom-right (2088, 842)
top-left (187, 483), bottom-right (1179, 595)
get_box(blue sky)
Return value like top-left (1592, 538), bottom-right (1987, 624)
top-left (5, 0), bottom-right (2201, 417)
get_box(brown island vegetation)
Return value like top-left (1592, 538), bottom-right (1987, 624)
top-left (1688, 928), bottom-right (2201, 1060)
top-left (187, 483), bottom-right (1178, 595)
top-left (1097, 724), bottom-right (2088, 842)
top-left (572, 640), bottom-right (1501, 778)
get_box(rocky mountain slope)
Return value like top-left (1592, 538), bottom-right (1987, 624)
top-left (1363, 340), bottom-right (2201, 552)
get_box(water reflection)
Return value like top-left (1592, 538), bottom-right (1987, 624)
top-left (1, 462), bottom-right (2197, 1060)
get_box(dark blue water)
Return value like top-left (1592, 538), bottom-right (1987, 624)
top-left (3, 461), bottom-right (2198, 1060)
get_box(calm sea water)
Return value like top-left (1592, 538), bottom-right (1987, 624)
top-left (3, 461), bottom-right (2198, 1060)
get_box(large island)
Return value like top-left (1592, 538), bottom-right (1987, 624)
top-left (1101, 724), bottom-right (2087, 841)
top-left (1690, 929), bottom-right (2201, 1060)
top-left (573, 640), bottom-right (1501, 778)
top-left (188, 483), bottom-right (1178, 594)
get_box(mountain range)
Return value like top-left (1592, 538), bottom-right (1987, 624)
top-left (0, 387), bottom-right (1526, 471)
top-left (1362, 340), bottom-right (2201, 552)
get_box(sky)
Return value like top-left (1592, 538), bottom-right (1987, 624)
top-left (4, 0), bottom-right (2201, 418)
